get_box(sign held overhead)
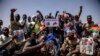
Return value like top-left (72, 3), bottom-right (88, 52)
top-left (45, 19), bottom-right (59, 27)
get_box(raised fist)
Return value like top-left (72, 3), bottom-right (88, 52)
top-left (56, 11), bottom-right (59, 13)
top-left (11, 8), bottom-right (17, 12)
top-left (36, 10), bottom-right (40, 13)
top-left (80, 6), bottom-right (83, 9)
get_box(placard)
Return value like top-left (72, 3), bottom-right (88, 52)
top-left (13, 30), bottom-right (25, 42)
top-left (80, 38), bottom-right (94, 55)
top-left (45, 19), bottom-right (59, 27)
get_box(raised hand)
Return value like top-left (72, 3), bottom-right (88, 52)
top-left (80, 6), bottom-right (83, 9)
top-left (11, 8), bottom-right (17, 12)
top-left (36, 10), bottom-right (41, 13)
top-left (56, 11), bottom-right (59, 14)
top-left (77, 5), bottom-right (83, 17)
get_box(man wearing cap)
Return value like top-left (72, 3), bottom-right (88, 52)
top-left (83, 15), bottom-right (94, 31)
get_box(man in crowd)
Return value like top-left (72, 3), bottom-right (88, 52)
top-left (83, 15), bottom-right (94, 31)
top-left (0, 27), bottom-right (14, 56)
top-left (61, 32), bottom-right (80, 56)
top-left (27, 16), bottom-right (32, 27)
top-left (22, 32), bottom-right (45, 56)
top-left (74, 6), bottom-right (83, 38)
top-left (9, 9), bottom-right (25, 35)
top-left (20, 14), bottom-right (27, 33)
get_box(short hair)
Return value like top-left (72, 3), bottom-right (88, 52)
top-left (23, 14), bottom-right (27, 19)
top-left (15, 14), bottom-right (20, 18)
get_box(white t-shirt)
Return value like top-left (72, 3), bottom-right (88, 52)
top-left (0, 34), bottom-right (12, 45)
top-left (20, 20), bottom-right (27, 33)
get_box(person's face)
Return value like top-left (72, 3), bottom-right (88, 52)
top-left (68, 32), bottom-right (75, 40)
top-left (4, 29), bottom-right (9, 35)
top-left (15, 14), bottom-right (20, 22)
top-left (32, 16), bottom-right (36, 22)
top-left (63, 11), bottom-right (66, 14)
top-left (23, 15), bottom-right (27, 20)
top-left (47, 41), bottom-right (54, 50)
top-left (16, 17), bottom-right (20, 22)
top-left (69, 33), bottom-right (74, 37)
top-left (87, 18), bottom-right (92, 23)
top-left (28, 18), bottom-right (31, 22)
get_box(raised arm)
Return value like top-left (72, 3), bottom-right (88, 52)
top-left (0, 36), bottom-right (14, 51)
top-left (0, 40), bottom-right (12, 51)
top-left (36, 10), bottom-right (44, 20)
top-left (55, 11), bottom-right (59, 19)
top-left (22, 41), bottom-right (44, 53)
top-left (10, 9), bottom-right (16, 21)
top-left (76, 6), bottom-right (83, 18)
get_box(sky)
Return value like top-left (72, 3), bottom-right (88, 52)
top-left (0, 0), bottom-right (100, 27)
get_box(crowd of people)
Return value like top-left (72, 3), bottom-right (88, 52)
top-left (0, 6), bottom-right (100, 56)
